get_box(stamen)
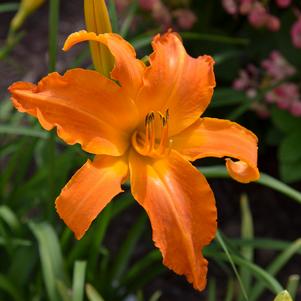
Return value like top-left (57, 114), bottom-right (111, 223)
top-left (132, 110), bottom-right (171, 158)
top-left (158, 117), bottom-right (169, 154)
top-left (149, 113), bottom-right (155, 151)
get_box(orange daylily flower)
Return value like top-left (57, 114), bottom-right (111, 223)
top-left (8, 30), bottom-right (259, 291)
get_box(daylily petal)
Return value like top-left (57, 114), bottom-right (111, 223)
top-left (172, 117), bottom-right (260, 183)
top-left (9, 69), bottom-right (138, 156)
top-left (136, 31), bottom-right (215, 135)
top-left (64, 30), bottom-right (145, 99)
top-left (56, 155), bottom-right (128, 240)
top-left (129, 149), bottom-right (217, 291)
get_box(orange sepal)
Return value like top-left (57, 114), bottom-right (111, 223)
top-left (129, 150), bottom-right (217, 290)
top-left (63, 30), bottom-right (145, 99)
top-left (172, 117), bottom-right (260, 183)
top-left (9, 69), bottom-right (138, 156)
top-left (136, 31), bottom-right (216, 135)
top-left (56, 155), bottom-right (128, 240)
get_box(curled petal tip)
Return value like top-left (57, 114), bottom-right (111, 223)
top-left (63, 30), bottom-right (89, 51)
top-left (226, 159), bottom-right (260, 183)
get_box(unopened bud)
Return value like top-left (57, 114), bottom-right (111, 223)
top-left (84, 0), bottom-right (114, 76)
top-left (10, 0), bottom-right (45, 32)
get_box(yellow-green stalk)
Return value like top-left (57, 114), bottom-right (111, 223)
top-left (84, 0), bottom-right (114, 77)
top-left (274, 291), bottom-right (293, 301)
top-left (10, 0), bottom-right (45, 32)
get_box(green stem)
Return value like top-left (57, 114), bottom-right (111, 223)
top-left (199, 166), bottom-right (301, 205)
top-left (48, 0), bottom-right (59, 73)
top-left (48, 0), bottom-right (60, 211)
top-left (181, 32), bottom-right (249, 45)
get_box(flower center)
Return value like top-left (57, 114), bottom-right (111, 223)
top-left (131, 110), bottom-right (170, 158)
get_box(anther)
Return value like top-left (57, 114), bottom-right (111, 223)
top-left (165, 109), bottom-right (169, 120)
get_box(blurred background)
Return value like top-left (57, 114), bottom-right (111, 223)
top-left (0, 0), bottom-right (301, 300)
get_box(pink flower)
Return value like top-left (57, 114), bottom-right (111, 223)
top-left (233, 64), bottom-right (259, 91)
top-left (275, 0), bottom-right (291, 8)
top-left (222, 0), bottom-right (238, 15)
top-left (233, 70), bottom-right (251, 90)
top-left (115, 0), bottom-right (130, 12)
top-left (239, 0), bottom-right (254, 15)
top-left (139, 0), bottom-right (158, 11)
top-left (265, 83), bottom-right (300, 111)
top-left (248, 3), bottom-right (269, 28)
top-left (291, 17), bottom-right (301, 48)
top-left (173, 9), bottom-right (197, 30)
top-left (266, 15), bottom-right (280, 31)
top-left (261, 51), bottom-right (296, 81)
top-left (152, 1), bottom-right (172, 29)
top-left (290, 101), bottom-right (301, 117)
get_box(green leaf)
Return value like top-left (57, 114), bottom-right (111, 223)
top-left (216, 231), bottom-right (248, 300)
top-left (213, 50), bottom-right (241, 65)
top-left (57, 281), bottom-right (72, 301)
top-left (108, 0), bottom-right (118, 33)
top-left (0, 205), bottom-right (20, 232)
top-left (279, 160), bottom-right (301, 183)
top-left (0, 98), bottom-right (13, 120)
top-left (278, 130), bottom-right (301, 182)
top-left (86, 284), bottom-right (105, 301)
top-left (130, 34), bottom-right (152, 50)
top-left (180, 32), bottom-right (249, 45)
top-left (258, 173), bottom-right (301, 204)
top-left (0, 125), bottom-right (48, 139)
top-left (0, 274), bottom-right (23, 301)
top-left (70, 47), bottom-right (90, 68)
top-left (250, 239), bottom-right (301, 300)
top-left (0, 137), bottom-right (37, 200)
top-left (206, 251), bottom-right (283, 295)
top-left (227, 101), bottom-right (253, 120)
top-left (286, 275), bottom-right (299, 300)
top-left (67, 204), bottom-right (112, 268)
top-left (8, 246), bottom-right (35, 288)
top-left (239, 194), bottom-right (254, 300)
top-left (131, 31), bottom-right (249, 51)
top-left (0, 237), bottom-right (31, 247)
top-left (225, 279), bottom-right (234, 301)
top-left (211, 88), bottom-right (247, 108)
top-left (111, 192), bottom-right (135, 218)
top-left (228, 238), bottom-right (301, 256)
top-left (30, 222), bottom-right (69, 301)
top-left (149, 291), bottom-right (162, 301)
top-left (271, 107), bottom-right (301, 133)
top-left (72, 261), bottom-right (87, 301)
top-left (88, 205), bottom-right (112, 271)
top-left (0, 2), bottom-right (19, 13)
top-left (279, 131), bottom-right (301, 163)
top-left (109, 213), bottom-right (147, 285)
top-left (126, 264), bottom-right (166, 292)
top-left (120, 0), bottom-right (138, 37)
top-left (207, 278), bottom-right (216, 301)
top-left (120, 250), bottom-right (161, 286)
